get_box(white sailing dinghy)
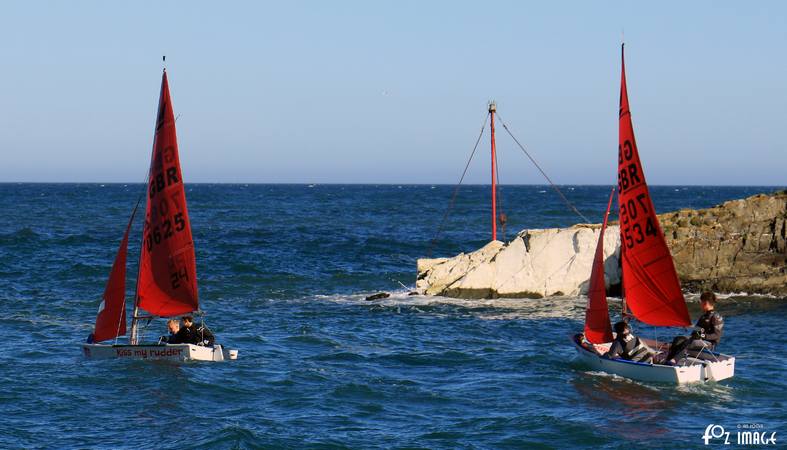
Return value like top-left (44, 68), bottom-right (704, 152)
top-left (82, 68), bottom-right (237, 362)
top-left (572, 45), bottom-right (733, 384)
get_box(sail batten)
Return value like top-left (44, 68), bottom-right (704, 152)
top-left (584, 189), bottom-right (615, 344)
top-left (135, 70), bottom-right (199, 317)
top-left (617, 44), bottom-right (691, 327)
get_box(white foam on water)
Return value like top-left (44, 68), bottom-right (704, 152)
top-left (315, 291), bottom-right (588, 320)
top-left (684, 291), bottom-right (781, 300)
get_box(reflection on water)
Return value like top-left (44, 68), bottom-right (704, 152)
top-left (571, 373), bottom-right (678, 439)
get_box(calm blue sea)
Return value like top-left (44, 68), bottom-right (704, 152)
top-left (0, 183), bottom-right (785, 449)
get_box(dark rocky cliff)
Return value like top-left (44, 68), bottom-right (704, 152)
top-left (661, 190), bottom-right (786, 295)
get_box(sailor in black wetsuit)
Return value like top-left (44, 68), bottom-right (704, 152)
top-left (181, 315), bottom-right (215, 346)
top-left (664, 291), bottom-right (724, 364)
top-left (603, 321), bottom-right (654, 363)
top-left (163, 318), bottom-right (193, 344)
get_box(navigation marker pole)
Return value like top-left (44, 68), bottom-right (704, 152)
top-left (489, 101), bottom-right (498, 241)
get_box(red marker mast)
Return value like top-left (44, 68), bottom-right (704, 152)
top-left (489, 101), bottom-right (498, 241)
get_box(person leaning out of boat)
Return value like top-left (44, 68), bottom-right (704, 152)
top-left (602, 321), bottom-right (655, 363)
top-left (664, 291), bottom-right (724, 364)
top-left (181, 315), bottom-right (215, 346)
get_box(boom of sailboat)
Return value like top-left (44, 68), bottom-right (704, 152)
top-left (82, 69), bottom-right (238, 362)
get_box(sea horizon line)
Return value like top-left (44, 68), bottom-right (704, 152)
top-left (1, 181), bottom-right (786, 188)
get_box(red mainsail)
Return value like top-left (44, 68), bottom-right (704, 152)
top-left (135, 70), bottom-right (199, 317)
top-left (617, 45), bottom-right (690, 327)
top-left (584, 189), bottom-right (615, 344)
top-left (92, 206), bottom-right (138, 342)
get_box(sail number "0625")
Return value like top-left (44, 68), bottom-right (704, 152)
top-left (145, 213), bottom-right (186, 251)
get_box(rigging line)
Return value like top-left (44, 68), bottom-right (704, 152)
top-left (131, 115), bottom-right (160, 343)
top-left (130, 172), bottom-right (152, 344)
top-left (495, 113), bottom-right (590, 223)
top-left (427, 113), bottom-right (489, 257)
top-left (139, 317), bottom-right (153, 343)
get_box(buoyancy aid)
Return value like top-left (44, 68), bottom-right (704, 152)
top-left (620, 334), bottom-right (653, 362)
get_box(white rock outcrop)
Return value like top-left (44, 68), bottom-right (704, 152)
top-left (416, 225), bottom-right (621, 298)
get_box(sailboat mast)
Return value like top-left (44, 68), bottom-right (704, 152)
top-left (129, 187), bottom-right (146, 344)
top-left (129, 250), bottom-right (144, 344)
top-left (489, 101), bottom-right (497, 241)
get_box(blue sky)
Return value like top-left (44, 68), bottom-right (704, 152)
top-left (1, 1), bottom-right (785, 184)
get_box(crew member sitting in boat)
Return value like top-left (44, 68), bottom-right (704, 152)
top-left (181, 315), bottom-right (215, 346)
top-left (663, 291), bottom-right (724, 364)
top-left (161, 318), bottom-right (189, 344)
top-left (603, 321), bottom-right (654, 363)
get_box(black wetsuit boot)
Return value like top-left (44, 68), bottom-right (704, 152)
top-left (665, 336), bottom-right (689, 363)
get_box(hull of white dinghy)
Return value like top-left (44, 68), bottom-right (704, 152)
top-left (82, 343), bottom-right (239, 362)
top-left (639, 337), bottom-right (735, 382)
top-left (572, 334), bottom-right (734, 384)
top-left (686, 351), bottom-right (735, 382)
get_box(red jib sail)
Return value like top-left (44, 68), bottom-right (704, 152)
top-left (93, 206), bottom-right (138, 342)
top-left (135, 70), bottom-right (199, 317)
top-left (617, 44), bottom-right (690, 327)
top-left (584, 189), bottom-right (615, 344)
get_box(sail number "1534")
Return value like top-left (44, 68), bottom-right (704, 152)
top-left (620, 193), bottom-right (658, 249)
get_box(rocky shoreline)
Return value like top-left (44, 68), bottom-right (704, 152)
top-left (416, 190), bottom-right (787, 298)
